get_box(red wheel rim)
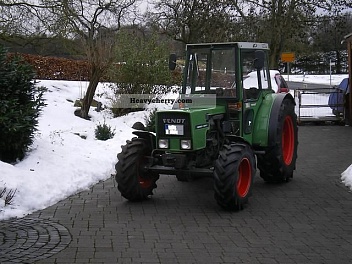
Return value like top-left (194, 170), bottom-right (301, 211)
top-left (139, 176), bottom-right (152, 188)
top-left (138, 158), bottom-right (152, 189)
top-left (282, 116), bottom-right (294, 165)
top-left (236, 158), bottom-right (251, 198)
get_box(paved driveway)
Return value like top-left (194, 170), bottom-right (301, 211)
top-left (1, 125), bottom-right (352, 264)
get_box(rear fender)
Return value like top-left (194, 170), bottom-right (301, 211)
top-left (267, 93), bottom-right (295, 147)
top-left (252, 93), bottom-right (295, 147)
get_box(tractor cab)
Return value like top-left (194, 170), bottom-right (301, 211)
top-left (177, 42), bottom-right (273, 100)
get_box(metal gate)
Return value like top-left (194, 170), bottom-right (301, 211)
top-left (294, 87), bottom-right (345, 124)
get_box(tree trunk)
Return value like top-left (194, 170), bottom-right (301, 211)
top-left (79, 65), bottom-right (103, 119)
top-left (269, 46), bottom-right (281, 69)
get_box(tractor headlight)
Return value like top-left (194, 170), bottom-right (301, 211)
top-left (180, 140), bottom-right (192, 150)
top-left (158, 139), bottom-right (169, 149)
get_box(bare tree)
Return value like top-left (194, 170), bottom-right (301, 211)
top-left (0, 1), bottom-right (41, 36)
top-left (148, 0), bottom-right (235, 46)
top-left (149, 0), bottom-right (352, 68)
top-left (1, 0), bottom-right (138, 119)
top-left (310, 12), bottom-right (352, 73)
top-left (36, 0), bottom-right (138, 119)
top-left (227, 0), bottom-right (352, 68)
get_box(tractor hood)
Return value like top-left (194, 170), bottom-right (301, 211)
top-left (155, 105), bottom-right (226, 151)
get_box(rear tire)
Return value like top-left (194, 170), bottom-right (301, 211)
top-left (214, 144), bottom-right (256, 210)
top-left (115, 138), bottom-right (159, 201)
top-left (258, 98), bottom-right (298, 182)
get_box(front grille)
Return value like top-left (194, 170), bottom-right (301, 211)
top-left (157, 112), bottom-right (191, 137)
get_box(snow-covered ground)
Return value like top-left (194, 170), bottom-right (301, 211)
top-left (0, 74), bottom-right (351, 220)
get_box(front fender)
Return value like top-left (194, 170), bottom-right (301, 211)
top-left (132, 131), bottom-right (156, 149)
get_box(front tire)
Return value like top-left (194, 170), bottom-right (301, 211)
top-left (115, 138), bottom-right (159, 201)
top-left (214, 144), bottom-right (256, 210)
top-left (258, 98), bottom-right (298, 183)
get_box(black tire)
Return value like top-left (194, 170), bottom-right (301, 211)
top-left (115, 138), bottom-right (159, 201)
top-left (257, 98), bottom-right (298, 183)
top-left (214, 143), bottom-right (256, 211)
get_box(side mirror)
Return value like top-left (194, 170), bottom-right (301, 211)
top-left (169, 53), bottom-right (177, 70)
top-left (254, 50), bottom-right (265, 70)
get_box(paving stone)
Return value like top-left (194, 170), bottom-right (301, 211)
top-left (2, 125), bottom-right (352, 263)
top-left (0, 218), bottom-right (71, 263)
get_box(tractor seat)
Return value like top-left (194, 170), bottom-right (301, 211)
top-left (244, 88), bottom-right (260, 100)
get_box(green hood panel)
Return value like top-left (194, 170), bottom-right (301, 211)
top-left (156, 106), bottom-right (226, 151)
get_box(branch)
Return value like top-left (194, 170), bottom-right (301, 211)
top-left (0, 1), bottom-right (55, 9)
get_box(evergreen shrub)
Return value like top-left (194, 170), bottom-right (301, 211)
top-left (0, 45), bottom-right (45, 163)
top-left (95, 122), bottom-right (115, 140)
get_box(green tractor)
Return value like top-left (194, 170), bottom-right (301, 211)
top-left (115, 42), bottom-right (298, 210)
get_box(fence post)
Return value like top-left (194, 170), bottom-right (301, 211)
top-left (346, 35), bottom-right (352, 125)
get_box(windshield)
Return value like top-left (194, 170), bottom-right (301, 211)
top-left (184, 47), bottom-right (237, 97)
